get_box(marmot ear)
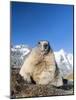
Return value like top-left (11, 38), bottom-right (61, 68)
top-left (48, 44), bottom-right (53, 53)
top-left (38, 41), bottom-right (40, 44)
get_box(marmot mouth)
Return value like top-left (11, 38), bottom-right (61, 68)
top-left (42, 46), bottom-right (50, 54)
top-left (41, 49), bottom-right (50, 55)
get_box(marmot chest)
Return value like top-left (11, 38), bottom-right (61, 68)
top-left (32, 58), bottom-right (55, 84)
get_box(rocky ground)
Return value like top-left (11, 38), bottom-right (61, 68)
top-left (10, 68), bottom-right (74, 99)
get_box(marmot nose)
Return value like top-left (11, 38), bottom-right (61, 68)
top-left (44, 44), bottom-right (48, 49)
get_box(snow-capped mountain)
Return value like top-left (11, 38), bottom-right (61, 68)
top-left (11, 45), bottom-right (73, 78)
top-left (54, 49), bottom-right (73, 78)
top-left (11, 45), bottom-right (31, 68)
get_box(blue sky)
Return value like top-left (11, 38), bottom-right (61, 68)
top-left (11, 2), bottom-right (74, 53)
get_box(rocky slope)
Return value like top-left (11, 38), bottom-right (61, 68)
top-left (11, 68), bottom-right (74, 99)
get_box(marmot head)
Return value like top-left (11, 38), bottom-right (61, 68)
top-left (37, 40), bottom-right (52, 55)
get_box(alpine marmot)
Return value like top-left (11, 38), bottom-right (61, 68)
top-left (19, 40), bottom-right (63, 87)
